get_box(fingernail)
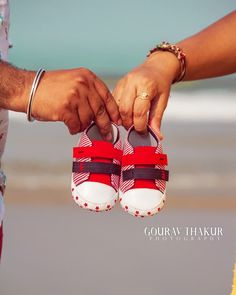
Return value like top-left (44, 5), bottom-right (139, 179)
top-left (141, 129), bottom-right (148, 135)
top-left (105, 132), bottom-right (113, 141)
top-left (117, 119), bottom-right (122, 126)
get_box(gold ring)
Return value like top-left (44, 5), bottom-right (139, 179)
top-left (137, 92), bottom-right (150, 100)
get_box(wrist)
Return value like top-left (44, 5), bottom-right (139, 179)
top-left (0, 62), bottom-right (36, 112)
top-left (16, 70), bottom-right (35, 113)
top-left (1, 69), bottom-right (35, 113)
top-left (145, 51), bottom-right (181, 83)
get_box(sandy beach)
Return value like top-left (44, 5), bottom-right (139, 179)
top-left (0, 206), bottom-right (236, 295)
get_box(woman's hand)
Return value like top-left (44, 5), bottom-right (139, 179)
top-left (113, 51), bottom-right (180, 139)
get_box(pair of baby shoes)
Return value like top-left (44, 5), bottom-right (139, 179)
top-left (71, 122), bottom-right (169, 217)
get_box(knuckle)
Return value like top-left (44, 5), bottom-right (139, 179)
top-left (119, 107), bottom-right (130, 118)
top-left (73, 68), bottom-right (94, 86)
top-left (69, 89), bottom-right (83, 105)
top-left (95, 103), bottom-right (105, 117)
top-left (142, 75), bottom-right (153, 84)
top-left (103, 91), bottom-right (112, 104)
top-left (114, 78), bottom-right (125, 90)
top-left (126, 70), bottom-right (144, 83)
top-left (69, 88), bottom-right (78, 98)
top-left (69, 87), bottom-right (82, 103)
top-left (78, 67), bottom-right (95, 79)
top-left (134, 109), bottom-right (146, 118)
top-left (75, 76), bottom-right (87, 85)
top-left (61, 97), bottom-right (72, 110)
top-left (78, 67), bottom-right (90, 75)
top-left (126, 72), bottom-right (135, 81)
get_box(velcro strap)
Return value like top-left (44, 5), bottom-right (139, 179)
top-left (123, 168), bottom-right (169, 181)
top-left (122, 153), bottom-right (167, 166)
top-left (73, 146), bottom-right (122, 162)
top-left (73, 162), bottom-right (121, 176)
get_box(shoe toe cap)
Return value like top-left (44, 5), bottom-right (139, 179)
top-left (120, 188), bottom-right (165, 216)
top-left (73, 181), bottom-right (117, 211)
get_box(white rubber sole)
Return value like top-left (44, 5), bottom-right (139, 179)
top-left (119, 189), bottom-right (166, 217)
top-left (71, 180), bottom-right (118, 212)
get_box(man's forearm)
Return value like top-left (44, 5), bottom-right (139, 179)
top-left (177, 10), bottom-right (236, 81)
top-left (0, 61), bottom-right (34, 112)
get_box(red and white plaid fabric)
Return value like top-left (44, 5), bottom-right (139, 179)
top-left (72, 124), bottom-right (122, 192)
top-left (72, 132), bottom-right (92, 188)
top-left (120, 126), bottom-right (167, 194)
top-left (120, 140), bottom-right (134, 193)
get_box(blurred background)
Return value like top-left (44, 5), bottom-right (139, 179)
top-left (0, 1), bottom-right (236, 294)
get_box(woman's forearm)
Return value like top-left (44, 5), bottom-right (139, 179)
top-left (112, 10), bottom-right (236, 135)
top-left (177, 10), bottom-right (236, 81)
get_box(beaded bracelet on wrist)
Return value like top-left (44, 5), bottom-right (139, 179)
top-left (147, 41), bottom-right (186, 83)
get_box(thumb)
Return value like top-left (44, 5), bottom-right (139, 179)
top-left (64, 113), bottom-right (81, 135)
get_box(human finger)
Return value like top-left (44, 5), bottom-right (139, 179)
top-left (77, 96), bottom-right (94, 131)
top-left (88, 86), bottom-right (113, 141)
top-left (148, 91), bottom-right (170, 140)
top-left (112, 79), bottom-right (124, 106)
top-left (64, 112), bottom-right (82, 135)
top-left (133, 92), bottom-right (152, 133)
top-left (94, 77), bottom-right (121, 125)
top-left (118, 84), bottom-right (137, 130)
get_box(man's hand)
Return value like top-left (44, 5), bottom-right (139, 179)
top-left (30, 68), bottom-right (121, 139)
top-left (113, 52), bottom-right (180, 139)
top-left (0, 62), bottom-right (121, 140)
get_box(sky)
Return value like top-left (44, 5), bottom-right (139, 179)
top-left (8, 0), bottom-right (236, 75)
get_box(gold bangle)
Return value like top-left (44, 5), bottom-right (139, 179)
top-left (147, 41), bottom-right (186, 83)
